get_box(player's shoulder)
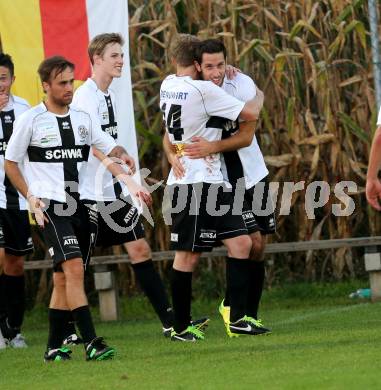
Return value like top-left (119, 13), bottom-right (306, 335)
top-left (69, 105), bottom-right (91, 119)
top-left (224, 72), bottom-right (255, 90)
top-left (12, 95), bottom-right (30, 109)
top-left (74, 78), bottom-right (96, 97)
top-left (15, 103), bottom-right (47, 124)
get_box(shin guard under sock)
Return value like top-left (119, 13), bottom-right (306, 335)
top-left (170, 269), bottom-right (192, 333)
top-left (226, 257), bottom-right (250, 323)
top-left (131, 259), bottom-right (173, 328)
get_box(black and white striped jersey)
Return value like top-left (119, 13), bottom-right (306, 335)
top-left (72, 78), bottom-right (125, 201)
top-left (0, 95), bottom-right (30, 210)
top-left (219, 73), bottom-right (268, 189)
top-left (160, 75), bottom-right (245, 185)
top-left (5, 103), bottom-right (116, 203)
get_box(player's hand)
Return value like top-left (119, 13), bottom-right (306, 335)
top-left (184, 136), bottom-right (216, 159)
top-left (129, 182), bottom-right (152, 207)
top-left (366, 178), bottom-right (381, 210)
top-left (167, 153), bottom-right (185, 179)
top-left (0, 94), bottom-right (9, 111)
top-left (120, 153), bottom-right (136, 174)
top-left (28, 195), bottom-right (48, 227)
top-left (225, 65), bottom-right (241, 80)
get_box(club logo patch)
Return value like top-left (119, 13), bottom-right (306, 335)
top-left (78, 125), bottom-right (89, 141)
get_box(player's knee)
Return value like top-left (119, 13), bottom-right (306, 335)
top-left (62, 258), bottom-right (84, 283)
top-left (174, 252), bottom-right (199, 272)
top-left (250, 234), bottom-right (265, 261)
top-left (125, 239), bottom-right (151, 261)
top-left (3, 255), bottom-right (24, 276)
top-left (226, 235), bottom-right (252, 259)
top-left (53, 272), bottom-right (66, 289)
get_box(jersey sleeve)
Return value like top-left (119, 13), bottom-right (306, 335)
top-left (5, 110), bottom-right (33, 162)
top-left (203, 81), bottom-right (245, 121)
top-left (235, 74), bottom-right (257, 103)
top-left (377, 106), bottom-right (381, 126)
top-left (72, 88), bottom-right (116, 155)
top-left (88, 115), bottom-right (116, 155)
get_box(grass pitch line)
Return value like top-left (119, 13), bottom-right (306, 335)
top-left (275, 302), bottom-right (370, 326)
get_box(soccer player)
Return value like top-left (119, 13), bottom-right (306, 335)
top-left (72, 33), bottom-right (178, 336)
top-left (0, 53), bottom-right (33, 349)
top-left (184, 39), bottom-right (275, 336)
top-left (366, 106), bottom-right (381, 210)
top-left (161, 36), bottom-right (263, 341)
top-left (5, 56), bottom-right (150, 361)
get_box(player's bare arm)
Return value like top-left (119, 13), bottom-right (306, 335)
top-left (366, 125), bottom-right (381, 210)
top-left (93, 148), bottom-right (152, 206)
top-left (163, 132), bottom-right (185, 179)
top-left (184, 120), bottom-right (256, 159)
top-left (94, 145), bottom-right (136, 174)
top-left (4, 160), bottom-right (48, 226)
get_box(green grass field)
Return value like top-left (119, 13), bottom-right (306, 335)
top-left (1, 281), bottom-right (381, 390)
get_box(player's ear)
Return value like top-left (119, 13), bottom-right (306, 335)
top-left (41, 81), bottom-right (49, 94)
top-left (93, 54), bottom-right (102, 65)
top-left (194, 61), bottom-right (201, 72)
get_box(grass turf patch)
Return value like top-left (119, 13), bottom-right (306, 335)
top-left (1, 281), bottom-right (380, 389)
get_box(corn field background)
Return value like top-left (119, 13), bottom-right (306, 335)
top-left (22, 0), bottom-right (381, 303)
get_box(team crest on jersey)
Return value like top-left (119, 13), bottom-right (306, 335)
top-left (4, 115), bottom-right (12, 123)
top-left (101, 111), bottom-right (109, 121)
top-left (78, 125), bottom-right (89, 140)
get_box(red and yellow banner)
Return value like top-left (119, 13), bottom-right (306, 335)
top-left (0, 0), bottom-right (139, 165)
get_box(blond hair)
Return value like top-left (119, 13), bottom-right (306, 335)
top-left (169, 34), bottom-right (200, 67)
top-left (88, 33), bottom-right (124, 65)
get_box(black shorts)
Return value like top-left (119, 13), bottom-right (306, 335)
top-left (96, 195), bottom-right (145, 247)
top-left (242, 178), bottom-right (276, 235)
top-left (42, 199), bottom-right (98, 272)
top-left (0, 208), bottom-right (33, 256)
top-left (167, 183), bottom-right (248, 252)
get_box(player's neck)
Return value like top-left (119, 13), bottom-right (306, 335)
top-left (176, 65), bottom-right (198, 80)
top-left (91, 72), bottom-right (112, 93)
top-left (44, 99), bottom-right (69, 115)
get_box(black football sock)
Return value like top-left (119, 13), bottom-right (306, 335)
top-left (0, 274), bottom-right (6, 321)
top-left (226, 257), bottom-right (250, 323)
top-left (224, 259), bottom-right (230, 306)
top-left (47, 309), bottom-right (70, 350)
top-left (3, 274), bottom-right (25, 332)
top-left (247, 261), bottom-right (265, 319)
top-left (131, 259), bottom-right (173, 328)
top-left (72, 305), bottom-right (96, 344)
top-left (62, 310), bottom-right (77, 340)
top-left (171, 269), bottom-right (192, 333)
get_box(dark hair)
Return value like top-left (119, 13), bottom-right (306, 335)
top-left (37, 56), bottom-right (75, 83)
top-left (88, 33), bottom-right (124, 65)
top-left (195, 39), bottom-right (227, 64)
top-left (0, 53), bottom-right (15, 77)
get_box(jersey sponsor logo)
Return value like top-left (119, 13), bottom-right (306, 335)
top-left (45, 148), bottom-right (84, 160)
top-left (101, 112), bottom-right (109, 121)
top-left (63, 237), bottom-right (78, 246)
top-left (78, 125), bottom-right (89, 141)
top-left (0, 141), bottom-right (8, 152)
top-left (171, 233), bottom-right (178, 242)
top-left (160, 90), bottom-right (189, 100)
top-left (104, 125), bottom-right (118, 137)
